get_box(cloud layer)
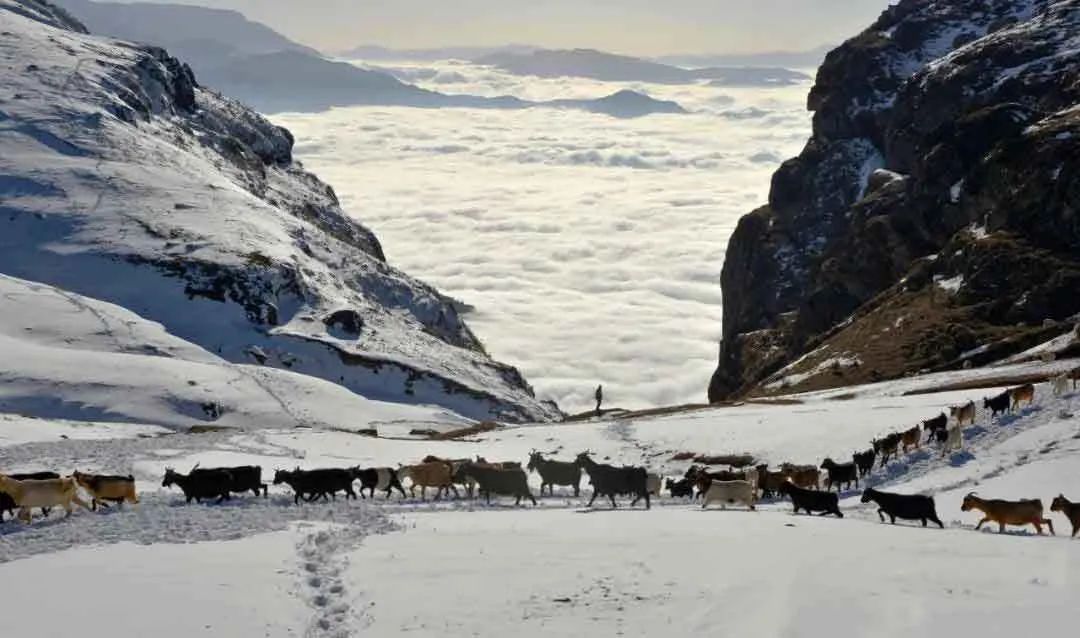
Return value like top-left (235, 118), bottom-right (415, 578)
top-left (274, 63), bottom-right (811, 412)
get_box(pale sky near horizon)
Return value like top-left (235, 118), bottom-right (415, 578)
top-left (129, 0), bottom-right (895, 56)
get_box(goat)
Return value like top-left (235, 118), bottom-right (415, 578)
top-left (872, 433), bottom-right (901, 467)
top-left (72, 471), bottom-right (138, 511)
top-left (852, 449), bottom-right (876, 478)
top-left (526, 451), bottom-right (582, 497)
top-left (474, 456), bottom-right (521, 470)
top-left (754, 464), bottom-right (788, 499)
top-left (0, 474), bottom-right (89, 522)
top-left (961, 493), bottom-right (1053, 535)
top-left (950, 401), bottom-right (976, 426)
top-left (820, 458), bottom-right (858, 492)
top-left (860, 488), bottom-right (943, 528)
top-left (399, 462), bottom-right (459, 500)
top-left (273, 468), bottom-right (356, 504)
top-left (941, 423), bottom-right (964, 457)
top-left (921, 413), bottom-right (948, 443)
top-left (351, 467), bottom-right (407, 499)
top-left (185, 464), bottom-right (266, 498)
top-left (665, 477), bottom-right (694, 499)
top-left (162, 467), bottom-right (232, 504)
top-left (1069, 367), bottom-right (1080, 390)
top-left (0, 471), bottom-right (59, 521)
top-left (702, 480), bottom-right (756, 511)
top-left (460, 463), bottom-right (536, 506)
top-left (779, 463), bottom-right (819, 490)
top-left (575, 452), bottom-right (649, 509)
top-left (900, 426), bottom-right (921, 453)
top-left (1050, 495), bottom-right (1080, 538)
top-left (689, 466), bottom-right (748, 498)
top-left (646, 472), bottom-right (662, 496)
top-left (1050, 374), bottom-right (1069, 397)
top-left (777, 481), bottom-right (842, 518)
top-left (1009, 383), bottom-right (1035, 411)
top-left (983, 391), bottom-right (1011, 418)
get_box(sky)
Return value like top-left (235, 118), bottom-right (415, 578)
top-left (131, 0), bottom-right (895, 56)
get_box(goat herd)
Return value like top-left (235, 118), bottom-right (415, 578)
top-left (1, 376), bottom-right (1079, 540)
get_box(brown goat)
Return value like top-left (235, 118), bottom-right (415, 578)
top-left (72, 471), bottom-right (138, 510)
top-left (961, 493), bottom-right (1053, 535)
top-left (900, 426), bottom-right (921, 453)
top-left (950, 401), bottom-right (976, 426)
top-left (399, 462), bottom-right (459, 500)
top-left (1051, 495), bottom-right (1080, 538)
top-left (1009, 383), bottom-right (1035, 411)
top-left (780, 463), bottom-right (820, 490)
top-left (754, 464), bottom-right (788, 498)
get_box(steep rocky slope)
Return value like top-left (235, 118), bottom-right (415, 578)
top-left (0, 0), bottom-right (559, 422)
top-left (710, 0), bottom-right (1080, 399)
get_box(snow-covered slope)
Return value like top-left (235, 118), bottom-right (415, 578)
top-left (2, 368), bottom-right (1079, 636)
top-left (0, 273), bottom-right (473, 433)
top-left (0, 1), bottom-right (558, 422)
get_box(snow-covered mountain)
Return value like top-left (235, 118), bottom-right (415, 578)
top-left (0, 0), bottom-right (560, 423)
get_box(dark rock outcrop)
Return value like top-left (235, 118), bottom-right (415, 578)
top-left (711, 0), bottom-right (1080, 399)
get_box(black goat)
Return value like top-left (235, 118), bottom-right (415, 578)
top-left (820, 458), bottom-right (858, 492)
top-left (860, 488), bottom-right (943, 528)
top-left (777, 481), bottom-right (843, 517)
top-left (461, 463), bottom-right (536, 506)
top-left (921, 413), bottom-right (948, 442)
top-left (273, 468), bottom-right (356, 505)
top-left (665, 477), bottom-right (695, 499)
top-left (0, 471), bottom-right (60, 521)
top-left (350, 467), bottom-right (407, 499)
top-left (194, 465), bottom-right (267, 497)
top-left (984, 391), bottom-right (1011, 417)
top-left (162, 468), bottom-right (233, 504)
top-left (872, 432), bottom-right (902, 467)
top-left (575, 452), bottom-right (649, 509)
top-left (852, 449), bottom-right (876, 478)
top-left (526, 452), bottom-right (582, 497)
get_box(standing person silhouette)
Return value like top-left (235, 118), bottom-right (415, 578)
top-left (595, 384), bottom-right (603, 416)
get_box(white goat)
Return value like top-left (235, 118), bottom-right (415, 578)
top-left (702, 480), bottom-right (757, 511)
top-left (941, 425), bottom-right (964, 457)
top-left (1051, 374), bottom-right (1069, 397)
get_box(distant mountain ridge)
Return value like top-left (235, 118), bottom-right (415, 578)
top-left (657, 45), bottom-right (833, 70)
top-left (53, 0), bottom-right (684, 116)
top-left (476, 48), bottom-right (810, 86)
top-left (339, 43), bottom-right (539, 62)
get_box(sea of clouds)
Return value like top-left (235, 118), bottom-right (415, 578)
top-left (273, 60), bottom-right (813, 413)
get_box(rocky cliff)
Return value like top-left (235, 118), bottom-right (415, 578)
top-left (710, 0), bottom-right (1080, 399)
top-left (0, 0), bottom-right (559, 422)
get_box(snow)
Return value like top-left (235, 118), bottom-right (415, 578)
top-left (950, 179), bottom-right (965, 203)
top-left (3, 362), bottom-right (1080, 635)
top-left (351, 507), bottom-right (1080, 637)
top-left (0, 531), bottom-right (311, 638)
top-left (765, 354), bottom-right (861, 390)
top-left (0, 2), bottom-right (557, 422)
top-left (935, 274), bottom-right (964, 293)
top-left (0, 273), bottom-right (471, 432)
top-left (1001, 330), bottom-right (1078, 364)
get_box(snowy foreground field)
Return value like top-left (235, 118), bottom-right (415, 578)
top-left (2, 368), bottom-right (1080, 637)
